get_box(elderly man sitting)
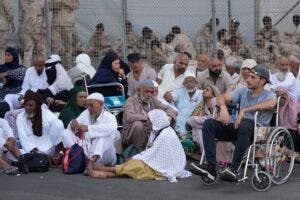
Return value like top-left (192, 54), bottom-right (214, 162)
top-left (62, 93), bottom-right (118, 169)
top-left (16, 90), bottom-right (64, 164)
top-left (122, 79), bottom-right (177, 151)
top-left (270, 56), bottom-right (300, 100)
top-left (164, 72), bottom-right (203, 139)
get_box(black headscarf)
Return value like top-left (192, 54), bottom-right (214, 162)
top-left (90, 52), bottom-right (120, 84)
top-left (0, 47), bottom-right (21, 73)
top-left (24, 90), bottom-right (43, 137)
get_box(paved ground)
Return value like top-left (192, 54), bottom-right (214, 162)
top-left (1, 164), bottom-right (300, 200)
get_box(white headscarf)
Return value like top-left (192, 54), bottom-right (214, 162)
top-left (148, 109), bottom-right (170, 131)
top-left (76, 54), bottom-right (96, 78)
top-left (133, 109), bottom-right (191, 182)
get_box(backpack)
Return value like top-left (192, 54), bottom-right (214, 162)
top-left (63, 143), bottom-right (86, 174)
top-left (17, 153), bottom-right (49, 174)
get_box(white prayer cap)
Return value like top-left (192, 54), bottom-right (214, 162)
top-left (184, 72), bottom-right (196, 79)
top-left (138, 79), bottom-right (157, 88)
top-left (87, 92), bottom-right (104, 102)
top-left (152, 80), bottom-right (159, 87)
top-left (225, 56), bottom-right (237, 66)
top-left (46, 54), bottom-right (61, 64)
top-left (148, 109), bottom-right (170, 131)
top-left (241, 59), bottom-right (257, 69)
top-left (288, 54), bottom-right (300, 64)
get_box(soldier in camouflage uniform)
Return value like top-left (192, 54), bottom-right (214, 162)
top-left (22, 0), bottom-right (46, 67)
top-left (228, 19), bottom-right (244, 43)
top-left (136, 27), bottom-right (157, 61)
top-left (280, 15), bottom-right (300, 58)
top-left (195, 18), bottom-right (219, 55)
top-left (251, 32), bottom-right (280, 72)
top-left (259, 16), bottom-right (279, 44)
top-left (49, 0), bottom-right (79, 69)
top-left (228, 36), bottom-right (251, 60)
top-left (87, 23), bottom-right (111, 59)
top-left (112, 20), bottom-right (139, 56)
top-left (0, 0), bottom-right (15, 64)
top-left (169, 26), bottom-right (196, 59)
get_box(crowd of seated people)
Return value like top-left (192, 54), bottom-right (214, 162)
top-left (0, 15), bottom-right (300, 184)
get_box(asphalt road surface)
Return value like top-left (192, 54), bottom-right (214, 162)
top-left (1, 164), bottom-right (300, 200)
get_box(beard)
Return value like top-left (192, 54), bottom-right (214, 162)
top-left (277, 70), bottom-right (289, 82)
top-left (26, 112), bottom-right (37, 119)
top-left (140, 95), bottom-right (152, 103)
top-left (186, 87), bottom-right (196, 93)
top-left (174, 65), bottom-right (186, 75)
top-left (209, 70), bottom-right (221, 79)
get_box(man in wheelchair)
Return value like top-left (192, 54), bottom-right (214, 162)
top-left (192, 64), bottom-right (277, 182)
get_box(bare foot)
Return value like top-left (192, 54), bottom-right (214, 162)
top-left (88, 169), bottom-right (108, 178)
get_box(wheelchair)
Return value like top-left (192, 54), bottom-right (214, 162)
top-left (198, 97), bottom-right (295, 191)
top-left (82, 75), bottom-right (125, 129)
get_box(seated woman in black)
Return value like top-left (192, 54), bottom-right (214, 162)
top-left (0, 47), bottom-right (26, 101)
top-left (90, 52), bottom-right (128, 97)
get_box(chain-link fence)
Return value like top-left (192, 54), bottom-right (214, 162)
top-left (3, 0), bottom-right (300, 70)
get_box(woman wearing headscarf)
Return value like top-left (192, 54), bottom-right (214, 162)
top-left (0, 47), bottom-right (26, 100)
top-left (88, 109), bottom-right (191, 182)
top-left (232, 59), bottom-right (257, 90)
top-left (187, 84), bottom-right (220, 151)
top-left (68, 53), bottom-right (96, 85)
top-left (276, 87), bottom-right (300, 155)
top-left (58, 86), bottom-right (87, 128)
top-left (16, 90), bottom-right (64, 160)
top-left (90, 52), bottom-right (128, 95)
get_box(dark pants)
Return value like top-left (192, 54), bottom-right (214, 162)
top-left (202, 118), bottom-right (254, 169)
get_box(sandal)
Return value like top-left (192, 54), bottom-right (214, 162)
top-left (0, 166), bottom-right (18, 175)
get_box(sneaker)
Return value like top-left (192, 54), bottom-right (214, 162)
top-left (220, 167), bottom-right (238, 182)
top-left (191, 163), bottom-right (217, 181)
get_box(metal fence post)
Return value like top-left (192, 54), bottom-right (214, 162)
top-left (254, 0), bottom-right (260, 43)
top-left (228, 0), bottom-right (232, 25)
top-left (121, 0), bottom-right (128, 60)
top-left (211, 0), bottom-right (217, 57)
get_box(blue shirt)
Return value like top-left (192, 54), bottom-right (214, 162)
top-left (172, 87), bottom-right (203, 134)
top-left (229, 88), bottom-right (276, 126)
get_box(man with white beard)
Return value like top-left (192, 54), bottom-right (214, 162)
top-left (270, 56), bottom-right (300, 100)
top-left (164, 72), bottom-right (203, 139)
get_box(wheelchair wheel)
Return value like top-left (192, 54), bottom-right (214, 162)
top-left (265, 127), bottom-right (295, 185)
top-left (201, 173), bottom-right (218, 185)
top-left (251, 171), bottom-right (271, 192)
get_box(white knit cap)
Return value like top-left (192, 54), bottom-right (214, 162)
top-left (87, 92), bottom-right (104, 102)
top-left (184, 72), bottom-right (196, 79)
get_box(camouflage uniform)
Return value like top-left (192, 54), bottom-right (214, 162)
top-left (195, 22), bottom-right (213, 55)
top-left (87, 31), bottom-right (111, 58)
top-left (251, 42), bottom-right (280, 72)
top-left (136, 35), bottom-right (156, 61)
top-left (0, 0), bottom-right (14, 64)
top-left (259, 27), bottom-right (279, 44)
top-left (170, 33), bottom-right (196, 59)
top-left (22, 0), bottom-right (46, 67)
top-left (280, 26), bottom-right (300, 57)
top-left (49, 0), bottom-right (79, 69)
top-left (113, 31), bottom-right (139, 56)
